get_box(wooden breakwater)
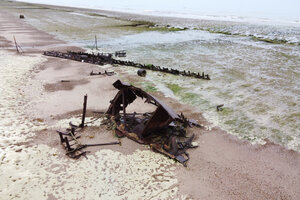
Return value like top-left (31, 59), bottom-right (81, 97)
top-left (43, 51), bottom-right (210, 80)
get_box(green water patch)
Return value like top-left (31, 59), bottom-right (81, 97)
top-left (113, 21), bottom-right (188, 32)
top-left (224, 119), bottom-right (236, 126)
top-left (270, 129), bottom-right (296, 145)
top-left (252, 36), bottom-right (290, 45)
top-left (87, 13), bottom-right (109, 18)
top-left (141, 82), bottom-right (158, 93)
top-left (271, 129), bottom-right (284, 144)
top-left (224, 117), bottom-right (255, 134)
top-left (218, 107), bottom-right (234, 116)
top-left (241, 135), bottom-right (260, 142)
top-left (194, 27), bottom-right (299, 46)
top-left (181, 92), bottom-right (201, 105)
top-left (165, 83), bottom-right (202, 105)
top-left (241, 83), bottom-right (252, 88)
top-left (166, 83), bottom-right (183, 94)
top-left (149, 26), bottom-right (188, 32)
top-left (252, 103), bottom-right (271, 115)
top-left (126, 81), bottom-right (158, 93)
top-left (271, 115), bottom-right (290, 127)
top-left (15, 7), bottom-right (51, 10)
top-left (195, 27), bottom-right (243, 36)
top-left (286, 135), bottom-right (294, 142)
top-left (115, 20), bottom-right (155, 27)
top-left (286, 113), bottom-right (300, 124)
top-left (253, 87), bottom-right (261, 92)
top-left (205, 29), bottom-right (234, 36)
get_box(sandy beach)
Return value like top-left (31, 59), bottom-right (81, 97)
top-left (0, 2), bottom-right (300, 200)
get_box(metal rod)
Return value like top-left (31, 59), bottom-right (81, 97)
top-left (85, 141), bottom-right (121, 147)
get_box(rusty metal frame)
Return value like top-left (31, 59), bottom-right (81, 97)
top-left (106, 80), bottom-right (199, 166)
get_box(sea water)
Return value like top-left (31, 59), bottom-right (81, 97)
top-left (9, 1), bottom-right (300, 151)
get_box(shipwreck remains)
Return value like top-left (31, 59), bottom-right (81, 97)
top-left (105, 80), bottom-right (200, 166)
top-left (44, 51), bottom-right (211, 80)
top-left (56, 95), bottom-right (120, 159)
top-left (56, 81), bottom-right (200, 165)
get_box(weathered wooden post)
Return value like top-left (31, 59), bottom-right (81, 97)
top-left (95, 35), bottom-right (98, 50)
top-left (80, 95), bottom-right (88, 128)
top-left (13, 35), bottom-right (19, 53)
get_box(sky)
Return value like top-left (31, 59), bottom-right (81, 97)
top-left (17, 0), bottom-right (300, 21)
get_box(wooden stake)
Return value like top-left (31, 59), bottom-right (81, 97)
top-left (13, 35), bottom-right (23, 53)
top-left (80, 95), bottom-right (88, 128)
top-left (95, 35), bottom-right (98, 50)
top-left (13, 35), bottom-right (19, 53)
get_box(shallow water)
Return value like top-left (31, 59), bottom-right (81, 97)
top-left (3, 1), bottom-right (300, 151)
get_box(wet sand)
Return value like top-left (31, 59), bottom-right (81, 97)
top-left (0, 7), bottom-right (300, 200)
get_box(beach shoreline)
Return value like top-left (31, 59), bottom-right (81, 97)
top-left (0, 2), bottom-right (300, 199)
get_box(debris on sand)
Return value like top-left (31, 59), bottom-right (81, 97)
top-left (90, 70), bottom-right (115, 76)
top-left (56, 95), bottom-right (120, 159)
top-left (56, 80), bottom-right (201, 166)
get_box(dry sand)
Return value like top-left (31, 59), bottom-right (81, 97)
top-left (0, 9), bottom-right (300, 200)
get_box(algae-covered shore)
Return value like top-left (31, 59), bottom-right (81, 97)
top-left (0, 1), bottom-right (300, 199)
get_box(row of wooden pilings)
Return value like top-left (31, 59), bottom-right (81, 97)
top-left (43, 51), bottom-right (210, 80)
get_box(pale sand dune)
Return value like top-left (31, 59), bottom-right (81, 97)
top-left (0, 7), bottom-right (299, 200)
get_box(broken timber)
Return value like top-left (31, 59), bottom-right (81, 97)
top-left (43, 51), bottom-right (211, 80)
top-left (90, 70), bottom-right (115, 76)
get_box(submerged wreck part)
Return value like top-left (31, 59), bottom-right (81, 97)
top-left (137, 69), bottom-right (147, 77)
top-left (43, 51), bottom-right (210, 80)
top-left (115, 50), bottom-right (126, 57)
top-left (106, 80), bottom-right (199, 166)
top-left (217, 104), bottom-right (224, 111)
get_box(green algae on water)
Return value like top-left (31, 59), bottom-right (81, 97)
top-left (166, 83), bottom-right (183, 94)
